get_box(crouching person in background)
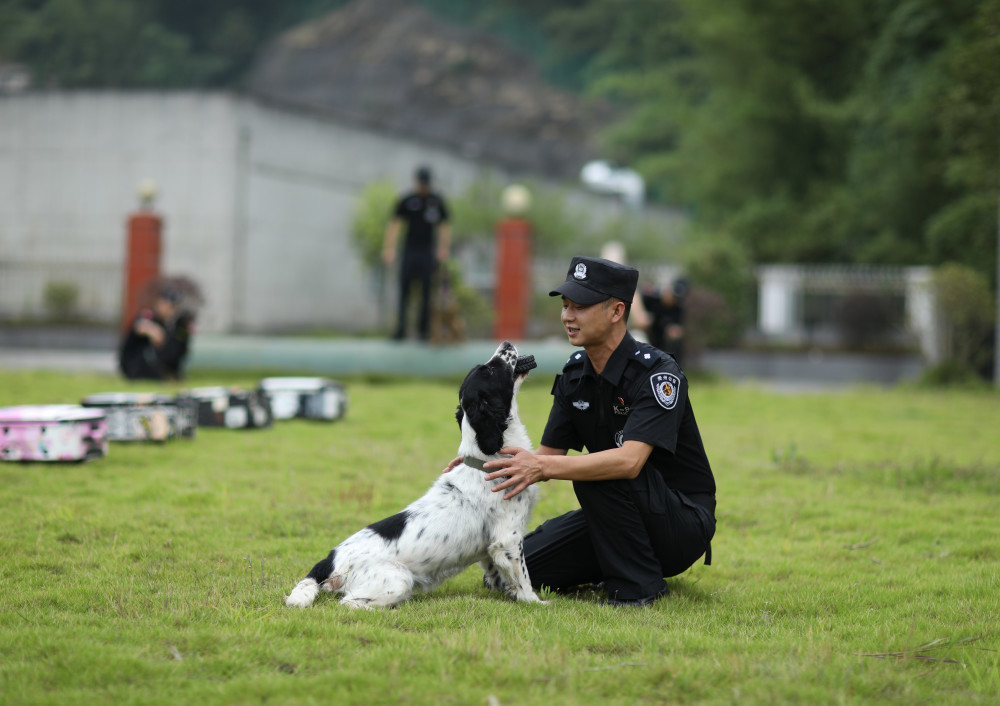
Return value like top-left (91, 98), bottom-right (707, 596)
top-left (119, 286), bottom-right (195, 381)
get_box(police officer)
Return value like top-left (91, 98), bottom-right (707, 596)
top-left (482, 256), bottom-right (716, 606)
top-left (382, 166), bottom-right (451, 341)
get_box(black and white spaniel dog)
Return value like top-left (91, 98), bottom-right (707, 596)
top-left (285, 341), bottom-right (545, 609)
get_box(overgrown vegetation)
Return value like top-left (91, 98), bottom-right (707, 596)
top-left (919, 263), bottom-right (996, 384)
top-left (1, 369), bottom-right (998, 704)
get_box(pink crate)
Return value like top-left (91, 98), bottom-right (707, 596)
top-left (0, 405), bottom-right (108, 462)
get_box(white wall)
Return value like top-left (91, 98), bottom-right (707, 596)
top-left (0, 91), bottom-right (683, 334)
top-left (0, 92), bottom-right (242, 330)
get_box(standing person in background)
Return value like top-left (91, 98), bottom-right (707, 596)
top-left (382, 166), bottom-right (451, 342)
top-left (641, 278), bottom-right (688, 368)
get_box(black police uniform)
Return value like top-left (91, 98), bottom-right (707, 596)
top-left (524, 256), bottom-right (716, 602)
top-left (392, 189), bottom-right (449, 340)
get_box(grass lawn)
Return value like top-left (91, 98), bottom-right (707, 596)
top-left (1, 367), bottom-right (998, 705)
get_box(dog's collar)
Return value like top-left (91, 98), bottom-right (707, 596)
top-left (463, 454), bottom-right (512, 472)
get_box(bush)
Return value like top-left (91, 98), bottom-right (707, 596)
top-left (42, 281), bottom-right (80, 322)
top-left (349, 178), bottom-right (399, 268)
top-left (932, 262), bottom-right (995, 380)
top-left (681, 232), bottom-right (755, 347)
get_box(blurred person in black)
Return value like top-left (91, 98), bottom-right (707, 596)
top-left (118, 287), bottom-right (194, 380)
top-left (641, 278), bottom-right (688, 368)
top-left (382, 166), bottom-right (451, 341)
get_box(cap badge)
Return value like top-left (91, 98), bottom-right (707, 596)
top-left (573, 263), bottom-right (588, 280)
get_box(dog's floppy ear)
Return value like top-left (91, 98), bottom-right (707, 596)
top-left (463, 394), bottom-right (508, 456)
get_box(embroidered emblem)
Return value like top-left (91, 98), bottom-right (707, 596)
top-left (612, 396), bottom-right (630, 416)
top-left (573, 263), bottom-right (588, 280)
top-left (572, 400), bottom-right (590, 411)
top-left (644, 353), bottom-right (651, 359)
top-left (615, 430), bottom-right (624, 448)
top-left (650, 372), bottom-right (680, 410)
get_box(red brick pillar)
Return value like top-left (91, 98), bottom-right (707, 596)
top-left (121, 211), bottom-right (163, 333)
top-left (493, 217), bottom-right (532, 341)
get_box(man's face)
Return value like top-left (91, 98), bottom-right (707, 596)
top-left (560, 296), bottom-right (618, 347)
top-left (154, 297), bottom-right (177, 320)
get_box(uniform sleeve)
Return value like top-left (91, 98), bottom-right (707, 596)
top-left (621, 365), bottom-right (687, 454)
top-left (438, 195), bottom-right (450, 222)
top-left (540, 374), bottom-right (583, 452)
top-left (393, 196), bottom-right (406, 218)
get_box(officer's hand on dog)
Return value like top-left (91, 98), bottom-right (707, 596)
top-left (484, 447), bottom-right (543, 500)
top-left (442, 456), bottom-right (462, 474)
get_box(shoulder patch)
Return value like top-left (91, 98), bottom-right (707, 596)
top-left (650, 372), bottom-right (680, 410)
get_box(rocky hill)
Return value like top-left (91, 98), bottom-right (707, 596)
top-left (248, 0), bottom-right (611, 179)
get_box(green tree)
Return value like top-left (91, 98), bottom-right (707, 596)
top-left (510, 0), bottom-right (997, 283)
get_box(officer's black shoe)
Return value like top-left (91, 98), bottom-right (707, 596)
top-left (600, 589), bottom-right (667, 608)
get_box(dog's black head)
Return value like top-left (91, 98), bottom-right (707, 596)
top-left (455, 341), bottom-right (526, 456)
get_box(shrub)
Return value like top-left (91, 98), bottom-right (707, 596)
top-left (681, 232), bottom-right (755, 347)
top-left (929, 262), bottom-right (995, 381)
top-left (42, 281), bottom-right (80, 322)
top-left (349, 178), bottom-right (399, 268)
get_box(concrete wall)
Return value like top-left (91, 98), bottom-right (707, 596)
top-left (0, 92), bottom-right (241, 331)
top-left (0, 91), bottom-right (684, 334)
top-left (0, 92), bottom-right (507, 333)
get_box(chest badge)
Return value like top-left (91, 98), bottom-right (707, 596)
top-left (651, 372), bottom-right (680, 410)
top-left (612, 396), bottom-right (630, 416)
top-left (572, 400), bottom-right (590, 411)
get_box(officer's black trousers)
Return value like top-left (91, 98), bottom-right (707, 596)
top-left (523, 470), bottom-right (715, 601)
top-left (394, 253), bottom-right (436, 340)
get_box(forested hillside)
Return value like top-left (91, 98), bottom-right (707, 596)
top-left (1, 0), bottom-right (996, 280)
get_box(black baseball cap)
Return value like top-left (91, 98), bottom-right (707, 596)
top-left (415, 166), bottom-right (432, 184)
top-left (549, 256), bottom-right (639, 305)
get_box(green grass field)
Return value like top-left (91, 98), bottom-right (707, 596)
top-left (1, 368), bottom-right (998, 705)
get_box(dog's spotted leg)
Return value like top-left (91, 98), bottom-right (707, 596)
top-left (478, 559), bottom-right (506, 593)
top-left (487, 537), bottom-right (547, 604)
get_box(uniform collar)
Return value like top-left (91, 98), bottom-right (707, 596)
top-left (580, 331), bottom-right (639, 386)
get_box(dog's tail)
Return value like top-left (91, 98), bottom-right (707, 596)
top-left (285, 549), bottom-right (337, 608)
